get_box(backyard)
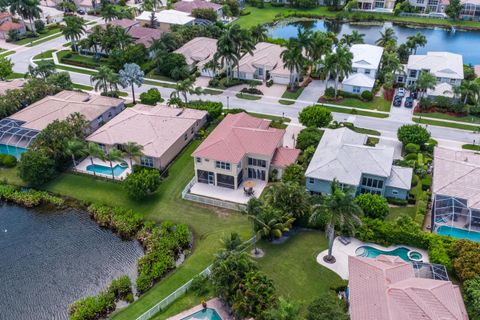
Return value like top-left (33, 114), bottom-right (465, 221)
top-left (329, 96), bottom-right (391, 112)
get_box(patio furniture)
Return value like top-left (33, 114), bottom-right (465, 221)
top-left (244, 180), bottom-right (256, 189)
top-left (338, 236), bottom-right (351, 245)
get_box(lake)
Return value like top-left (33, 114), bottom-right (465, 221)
top-left (0, 203), bottom-right (143, 320)
top-left (268, 20), bottom-right (480, 65)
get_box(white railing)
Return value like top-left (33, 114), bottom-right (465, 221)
top-left (181, 178), bottom-right (246, 212)
top-left (136, 266), bottom-right (212, 320)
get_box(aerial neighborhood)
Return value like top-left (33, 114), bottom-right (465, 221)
top-left (1, 0), bottom-right (480, 319)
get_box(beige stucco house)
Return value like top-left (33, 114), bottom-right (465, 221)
top-left (174, 37), bottom-right (218, 77)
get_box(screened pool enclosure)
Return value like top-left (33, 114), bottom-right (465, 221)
top-left (0, 118), bottom-right (39, 158)
top-left (433, 194), bottom-right (480, 233)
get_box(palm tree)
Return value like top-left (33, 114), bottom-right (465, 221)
top-left (214, 25), bottom-right (241, 82)
top-left (170, 79), bottom-right (203, 104)
top-left (119, 63), bottom-right (144, 104)
top-left (91, 65), bottom-right (116, 95)
top-left (114, 27), bottom-right (133, 50)
top-left (456, 80), bottom-right (480, 104)
top-left (310, 31), bottom-right (333, 74)
top-left (86, 142), bottom-right (103, 177)
top-left (62, 16), bottom-right (86, 52)
top-left (375, 27), bottom-right (397, 47)
top-left (243, 197), bottom-right (263, 253)
top-left (9, 0), bottom-right (42, 32)
top-left (248, 205), bottom-right (295, 241)
top-left (281, 39), bottom-right (304, 90)
top-left (104, 149), bottom-right (123, 180)
top-left (416, 72), bottom-right (438, 99)
top-left (65, 139), bottom-right (86, 171)
top-left (250, 24), bottom-right (268, 43)
top-left (100, 1), bottom-right (119, 22)
top-left (324, 45), bottom-right (353, 99)
top-left (123, 142), bottom-right (143, 169)
top-left (309, 180), bottom-right (362, 263)
top-left (58, 0), bottom-right (77, 13)
top-left (340, 30), bottom-right (365, 47)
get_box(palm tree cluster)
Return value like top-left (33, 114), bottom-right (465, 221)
top-left (8, 0), bottom-right (42, 32)
top-left (62, 15), bottom-right (86, 52)
top-left (405, 32), bottom-right (427, 55)
top-left (78, 24), bottom-right (133, 57)
top-left (90, 65), bottom-right (119, 96)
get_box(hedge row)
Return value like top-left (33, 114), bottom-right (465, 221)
top-left (86, 204), bottom-right (191, 294)
top-left (0, 184), bottom-right (65, 208)
top-left (69, 275), bottom-right (133, 320)
top-left (187, 100), bottom-right (223, 121)
top-left (0, 154), bottom-right (17, 168)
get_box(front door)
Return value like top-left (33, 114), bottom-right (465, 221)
top-left (208, 172), bottom-right (215, 185)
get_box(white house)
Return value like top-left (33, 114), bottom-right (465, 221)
top-left (405, 52), bottom-right (464, 87)
top-left (234, 42), bottom-right (293, 85)
top-left (342, 44), bottom-right (384, 94)
top-left (136, 10), bottom-right (195, 31)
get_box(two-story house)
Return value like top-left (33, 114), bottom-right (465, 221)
top-left (342, 44), bottom-right (384, 94)
top-left (305, 128), bottom-right (412, 200)
top-left (404, 51), bottom-right (464, 87)
top-left (192, 112), bottom-right (300, 190)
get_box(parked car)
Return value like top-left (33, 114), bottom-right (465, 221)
top-left (393, 96), bottom-right (402, 107)
top-left (397, 88), bottom-right (406, 97)
top-left (77, 9), bottom-right (85, 15)
top-left (404, 97), bottom-right (414, 108)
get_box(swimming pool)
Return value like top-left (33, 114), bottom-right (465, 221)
top-left (356, 245), bottom-right (423, 262)
top-left (437, 226), bottom-right (480, 242)
top-left (86, 164), bottom-right (127, 177)
top-left (181, 308), bottom-right (222, 320)
top-left (0, 144), bottom-right (27, 158)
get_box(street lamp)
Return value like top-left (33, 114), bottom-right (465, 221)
top-left (227, 96), bottom-right (229, 109)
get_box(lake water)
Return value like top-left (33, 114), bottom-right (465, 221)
top-left (0, 203), bottom-right (144, 320)
top-left (268, 20), bottom-right (480, 65)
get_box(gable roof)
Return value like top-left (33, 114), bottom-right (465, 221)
top-left (407, 52), bottom-right (464, 80)
top-left (349, 255), bottom-right (468, 320)
top-left (433, 147), bottom-right (480, 209)
top-left (0, 21), bottom-right (23, 32)
top-left (136, 10), bottom-right (195, 25)
top-left (87, 105), bottom-right (207, 159)
top-left (192, 112), bottom-right (285, 163)
top-left (342, 73), bottom-right (376, 89)
top-left (9, 91), bottom-right (124, 131)
top-left (237, 42), bottom-right (290, 76)
top-left (93, 20), bottom-right (164, 48)
top-left (174, 37), bottom-right (217, 68)
top-left (173, 0), bottom-right (222, 14)
top-left (306, 128), bottom-right (412, 188)
top-left (350, 44), bottom-right (384, 70)
top-left (271, 147), bottom-right (300, 168)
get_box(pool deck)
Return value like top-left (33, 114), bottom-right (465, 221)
top-left (317, 237), bottom-right (429, 280)
top-left (75, 157), bottom-right (132, 180)
top-left (167, 298), bottom-right (233, 320)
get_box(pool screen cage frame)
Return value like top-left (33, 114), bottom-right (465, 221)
top-left (0, 118), bottom-right (39, 151)
top-left (412, 261), bottom-right (449, 281)
top-left (433, 194), bottom-right (480, 233)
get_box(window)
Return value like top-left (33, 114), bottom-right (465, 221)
top-left (308, 177), bottom-right (315, 184)
top-left (365, 69), bottom-right (371, 75)
top-left (353, 86), bottom-right (361, 93)
top-left (108, 112), bottom-right (112, 118)
top-left (417, 0), bottom-right (424, 4)
top-left (140, 156), bottom-right (154, 168)
top-left (392, 190), bottom-right (399, 195)
top-left (184, 133), bottom-right (188, 141)
top-left (248, 157), bottom-right (267, 168)
top-left (191, 127), bottom-right (194, 134)
top-left (96, 116), bottom-right (104, 125)
top-left (215, 161), bottom-right (231, 170)
top-left (409, 70), bottom-right (417, 78)
top-left (196, 157), bottom-right (201, 163)
top-left (352, 68), bottom-right (358, 73)
top-left (258, 68), bottom-right (264, 76)
top-left (237, 161), bottom-right (242, 169)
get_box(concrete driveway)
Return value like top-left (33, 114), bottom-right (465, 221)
top-left (297, 80), bottom-right (327, 104)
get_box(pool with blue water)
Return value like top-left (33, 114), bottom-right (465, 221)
top-left (356, 245), bottom-right (423, 262)
top-left (86, 164), bottom-right (127, 176)
top-left (0, 144), bottom-right (27, 158)
top-left (437, 226), bottom-right (480, 242)
top-left (181, 308), bottom-right (222, 320)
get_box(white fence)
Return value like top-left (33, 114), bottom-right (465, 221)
top-left (181, 178), bottom-right (246, 212)
top-left (136, 266), bottom-right (212, 320)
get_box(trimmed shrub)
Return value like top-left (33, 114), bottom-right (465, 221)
top-left (463, 276), bottom-right (480, 320)
top-left (139, 88), bottom-right (163, 105)
top-left (298, 105), bottom-right (333, 128)
top-left (355, 193), bottom-right (389, 219)
top-left (411, 174), bottom-right (419, 187)
top-left (404, 153), bottom-right (418, 161)
top-left (450, 240), bottom-right (480, 282)
top-left (296, 127), bottom-right (324, 151)
top-left (361, 90), bottom-right (373, 101)
top-left (0, 184), bottom-right (64, 207)
top-left (69, 291), bottom-right (116, 320)
top-left (187, 100), bottom-right (223, 121)
top-left (397, 124), bottom-right (431, 146)
top-left (405, 143), bottom-right (420, 154)
top-left (0, 154), bottom-right (17, 167)
top-left (124, 169), bottom-right (161, 200)
top-left (421, 176), bottom-right (432, 191)
top-left (108, 275), bottom-right (132, 301)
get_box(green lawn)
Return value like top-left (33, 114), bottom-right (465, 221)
top-left (256, 231), bottom-right (343, 305)
top-left (330, 96), bottom-right (391, 112)
top-left (413, 117), bottom-right (480, 131)
top-left (14, 28), bottom-right (62, 45)
top-left (6, 72), bottom-right (24, 80)
top-left (234, 4), bottom-right (480, 29)
top-left (279, 87), bottom-right (304, 105)
top-left (73, 83), bottom-right (94, 91)
top-left (203, 88), bottom-right (223, 95)
top-left (0, 141), bottom-right (251, 320)
top-left (414, 112), bottom-right (480, 125)
top-left (462, 144), bottom-right (480, 151)
top-left (321, 104), bottom-right (389, 118)
top-left (386, 206), bottom-right (416, 222)
top-left (248, 112), bottom-right (291, 123)
top-left (0, 50), bottom-right (14, 58)
top-left (57, 50), bottom-right (103, 68)
top-left (144, 79), bottom-right (177, 89)
top-left (55, 64), bottom-right (97, 76)
top-left (33, 50), bottom-right (56, 60)
top-left (235, 93), bottom-right (262, 100)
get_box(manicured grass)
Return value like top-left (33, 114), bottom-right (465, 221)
top-left (146, 71), bottom-right (176, 83)
top-left (0, 167), bottom-right (23, 186)
top-left (462, 144), bottom-right (480, 151)
top-left (57, 50), bottom-right (103, 68)
top-left (279, 87), bottom-right (304, 105)
top-left (321, 104), bottom-right (389, 118)
top-left (344, 123), bottom-right (381, 136)
top-left (234, 4), bottom-right (480, 29)
top-left (256, 230), bottom-right (343, 305)
top-left (414, 112), bottom-right (480, 125)
top-left (0, 50), bottom-right (14, 58)
top-left (203, 88), bottom-right (223, 95)
top-left (14, 28), bottom-right (62, 45)
top-left (330, 96), bottom-right (391, 112)
top-left (366, 136), bottom-right (380, 146)
top-left (33, 50), bottom-right (56, 60)
top-left (413, 117), bottom-right (480, 131)
top-left (235, 93), bottom-right (262, 100)
top-left (55, 64), bottom-right (97, 75)
top-left (144, 79), bottom-right (177, 89)
top-left (386, 206), bottom-right (416, 222)
top-left (72, 83), bottom-right (93, 91)
top-left (248, 112), bottom-right (291, 123)
top-left (6, 72), bottom-right (24, 80)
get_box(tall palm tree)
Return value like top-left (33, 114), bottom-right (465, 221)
top-left (340, 30), bottom-right (365, 47)
top-left (170, 79), bottom-right (202, 104)
top-left (9, 0), bottom-right (42, 32)
top-left (123, 142), bottom-right (143, 169)
top-left (310, 31), bottom-right (333, 74)
top-left (114, 27), bottom-right (133, 50)
top-left (375, 27), bottom-right (397, 47)
top-left (456, 80), bottom-right (480, 105)
top-left (251, 208), bottom-right (295, 241)
top-left (250, 24), bottom-right (268, 43)
top-left (295, 28), bottom-right (313, 58)
top-left (86, 142), bottom-right (103, 177)
top-left (416, 72), bottom-right (438, 99)
top-left (325, 45), bottom-right (353, 98)
top-left (119, 63), bottom-right (144, 104)
top-left (281, 39), bottom-right (304, 90)
top-left (104, 148), bottom-right (123, 180)
top-left (243, 197), bottom-right (263, 253)
top-left (91, 65), bottom-right (116, 95)
top-left (58, 0), bottom-right (77, 13)
top-left (62, 16), bottom-right (86, 52)
top-left (214, 25), bottom-right (241, 82)
top-left (309, 180), bottom-right (362, 263)
top-left (406, 32), bottom-right (427, 54)
top-left (65, 139), bottom-right (86, 171)
top-left (100, 1), bottom-right (119, 22)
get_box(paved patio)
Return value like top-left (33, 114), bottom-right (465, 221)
top-left (75, 157), bottom-right (131, 180)
top-left (316, 237), bottom-right (429, 280)
top-left (167, 298), bottom-right (233, 320)
top-left (189, 179), bottom-right (266, 204)
top-left (297, 79), bottom-right (330, 103)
